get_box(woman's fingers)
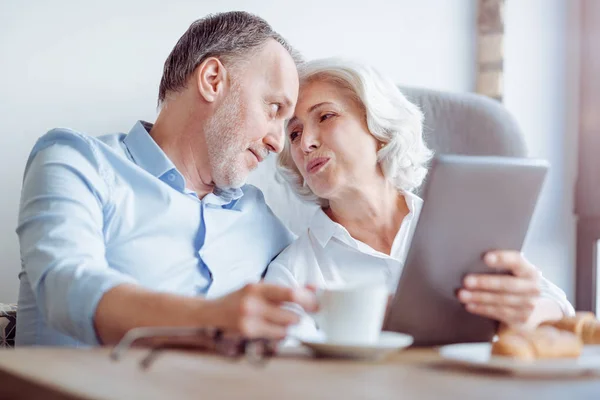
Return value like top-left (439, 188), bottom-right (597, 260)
top-left (463, 274), bottom-right (541, 295)
top-left (458, 289), bottom-right (536, 310)
top-left (483, 250), bottom-right (540, 279)
top-left (464, 303), bottom-right (531, 325)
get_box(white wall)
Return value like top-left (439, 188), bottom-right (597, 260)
top-left (0, 1), bottom-right (580, 305)
top-left (504, 0), bottom-right (578, 300)
top-left (0, 0), bottom-right (476, 302)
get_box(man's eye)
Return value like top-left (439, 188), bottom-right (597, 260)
top-left (271, 103), bottom-right (281, 115)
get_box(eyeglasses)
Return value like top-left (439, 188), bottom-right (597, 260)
top-left (110, 326), bottom-right (276, 369)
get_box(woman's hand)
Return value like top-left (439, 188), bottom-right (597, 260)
top-left (457, 250), bottom-right (543, 328)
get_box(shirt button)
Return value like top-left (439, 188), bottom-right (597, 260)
top-left (167, 174), bottom-right (176, 182)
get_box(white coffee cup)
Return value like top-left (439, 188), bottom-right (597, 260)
top-left (313, 283), bottom-right (389, 344)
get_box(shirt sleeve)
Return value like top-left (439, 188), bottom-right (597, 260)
top-left (263, 259), bottom-right (301, 288)
top-left (538, 273), bottom-right (575, 317)
top-left (264, 261), bottom-right (320, 343)
top-left (17, 135), bottom-right (138, 345)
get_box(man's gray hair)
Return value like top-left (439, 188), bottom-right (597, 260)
top-left (277, 58), bottom-right (433, 207)
top-left (158, 11), bottom-right (301, 105)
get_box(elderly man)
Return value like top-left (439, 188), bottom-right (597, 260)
top-left (16, 11), bottom-right (317, 347)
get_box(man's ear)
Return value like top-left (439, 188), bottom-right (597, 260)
top-left (195, 57), bottom-right (228, 103)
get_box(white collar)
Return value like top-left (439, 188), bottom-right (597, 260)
top-left (308, 191), bottom-right (422, 249)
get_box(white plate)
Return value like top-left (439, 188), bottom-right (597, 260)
top-left (299, 331), bottom-right (413, 360)
top-left (439, 342), bottom-right (600, 376)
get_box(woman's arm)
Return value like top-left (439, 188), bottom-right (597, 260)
top-left (264, 262), bottom-right (321, 342)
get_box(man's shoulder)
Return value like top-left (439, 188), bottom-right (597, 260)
top-left (238, 184), bottom-right (290, 225)
top-left (240, 184), bottom-right (266, 201)
top-left (30, 128), bottom-right (124, 161)
top-left (24, 128), bottom-right (127, 189)
top-left (236, 184), bottom-right (296, 249)
top-left (234, 184), bottom-right (275, 211)
top-left (25, 128), bottom-right (97, 172)
top-left (33, 127), bottom-right (93, 151)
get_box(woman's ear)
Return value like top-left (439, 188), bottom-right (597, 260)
top-left (195, 57), bottom-right (228, 103)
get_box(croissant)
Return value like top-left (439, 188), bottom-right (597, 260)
top-left (541, 312), bottom-right (595, 336)
top-left (491, 326), bottom-right (582, 360)
top-left (490, 330), bottom-right (536, 361)
top-left (543, 311), bottom-right (600, 344)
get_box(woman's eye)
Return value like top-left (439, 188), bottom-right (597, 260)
top-left (289, 131), bottom-right (300, 142)
top-left (320, 113), bottom-right (334, 122)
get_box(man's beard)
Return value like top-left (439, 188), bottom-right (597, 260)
top-left (204, 89), bottom-right (249, 189)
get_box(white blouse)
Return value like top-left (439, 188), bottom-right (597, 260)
top-left (264, 191), bottom-right (575, 337)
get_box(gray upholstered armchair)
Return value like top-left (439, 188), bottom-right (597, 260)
top-left (400, 87), bottom-right (526, 158)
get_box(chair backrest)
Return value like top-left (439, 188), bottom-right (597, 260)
top-left (400, 86), bottom-right (527, 157)
top-left (248, 87), bottom-right (528, 235)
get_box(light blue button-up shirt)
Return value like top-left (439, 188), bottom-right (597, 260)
top-left (16, 121), bottom-right (294, 346)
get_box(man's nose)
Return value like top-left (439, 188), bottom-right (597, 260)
top-left (263, 124), bottom-right (285, 154)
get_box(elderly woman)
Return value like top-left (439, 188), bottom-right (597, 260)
top-left (264, 58), bottom-right (573, 336)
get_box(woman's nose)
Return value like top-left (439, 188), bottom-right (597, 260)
top-left (301, 129), bottom-right (320, 153)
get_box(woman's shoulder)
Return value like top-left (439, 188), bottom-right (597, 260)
top-left (265, 214), bottom-right (326, 288)
top-left (270, 229), bottom-right (315, 270)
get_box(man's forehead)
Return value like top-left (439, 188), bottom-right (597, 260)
top-left (267, 65), bottom-right (299, 99)
top-left (234, 40), bottom-right (299, 109)
top-left (252, 41), bottom-right (298, 82)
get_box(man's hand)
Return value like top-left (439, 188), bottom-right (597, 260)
top-left (209, 283), bottom-right (318, 340)
top-left (457, 250), bottom-right (543, 328)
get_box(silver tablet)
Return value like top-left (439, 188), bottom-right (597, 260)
top-left (384, 155), bottom-right (549, 346)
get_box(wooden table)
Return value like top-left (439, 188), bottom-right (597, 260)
top-left (0, 346), bottom-right (599, 400)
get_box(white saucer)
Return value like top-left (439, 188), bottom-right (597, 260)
top-left (298, 331), bottom-right (414, 360)
top-left (439, 342), bottom-right (600, 376)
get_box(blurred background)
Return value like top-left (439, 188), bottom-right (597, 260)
top-left (0, 0), bottom-right (597, 311)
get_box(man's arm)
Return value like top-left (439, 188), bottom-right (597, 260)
top-left (95, 281), bottom-right (318, 345)
top-left (94, 284), bottom-right (211, 345)
top-left (18, 137), bottom-right (316, 345)
top-left (17, 138), bottom-right (140, 344)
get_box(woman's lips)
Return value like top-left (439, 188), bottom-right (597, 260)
top-left (306, 157), bottom-right (330, 174)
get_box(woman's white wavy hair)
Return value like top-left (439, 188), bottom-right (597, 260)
top-left (277, 58), bottom-right (433, 207)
